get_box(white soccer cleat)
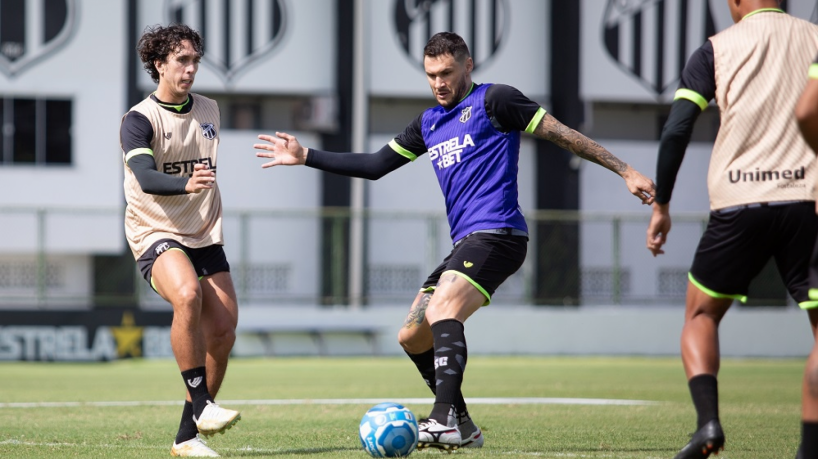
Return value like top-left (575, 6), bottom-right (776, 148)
top-left (417, 418), bottom-right (461, 451)
top-left (458, 419), bottom-right (484, 448)
top-left (193, 401), bottom-right (241, 438)
top-left (170, 435), bottom-right (220, 457)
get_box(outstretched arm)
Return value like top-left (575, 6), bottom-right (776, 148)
top-left (254, 132), bottom-right (410, 180)
top-left (533, 113), bottom-right (655, 205)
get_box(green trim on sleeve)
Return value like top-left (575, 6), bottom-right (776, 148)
top-left (525, 107), bottom-right (548, 134)
top-left (809, 64), bottom-right (818, 80)
top-left (388, 140), bottom-right (418, 161)
top-left (125, 148), bottom-right (154, 163)
top-left (808, 288), bottom-right (818, 302)
top-left (674, 89), bottom-right (709, 111)
top-left (689, 272), bottom-right (747, 303)
top-left (442, 269), bottom-right (492, 306)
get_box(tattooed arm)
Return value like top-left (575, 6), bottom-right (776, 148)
top-left (534, 113), bottom-right (655, 204)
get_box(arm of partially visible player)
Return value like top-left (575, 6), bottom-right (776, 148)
top-left (796, 59), bottom-right (818, 155)
top-left (532, 111), bottom-right (655, 205)
top-left (647, 41), bottom-right (714, 256)
top-left (484, 84), bottom-right (653, 204)
top-left (254, 115), bottom-right (425, 180)
top-left (121, 111), bottom-right (213, 195)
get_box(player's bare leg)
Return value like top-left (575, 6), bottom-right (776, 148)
top-left (398, 289), bottom-right (483, 448)
top-left (798, 309), bottom-right (818, 458)
top-left (200, 271), bottom-right (239, 398)
top-left (152, 252), bottom-right (240, 448)
top-left (398, 291), bottom-right (434, 354)
top-left (151, 250), bottom-right (207, 375)
top-left (413, 273), bottom-right (484, 451)
top-left (675, 281), bottom-right (732, 459)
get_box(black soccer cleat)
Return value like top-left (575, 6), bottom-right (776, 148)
top-left (674, 419), bottom-right (725, 459)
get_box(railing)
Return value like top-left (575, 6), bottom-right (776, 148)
top-left (5, 206), bottom-right (792, 309)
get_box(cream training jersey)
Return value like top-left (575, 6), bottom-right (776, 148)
top-left (675, 9), bottom-right (818, 210)
top-left (120, 93), bottom-right (223, 259)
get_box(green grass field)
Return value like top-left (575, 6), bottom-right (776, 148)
top-left (0, 356), bottom-right (805, 458)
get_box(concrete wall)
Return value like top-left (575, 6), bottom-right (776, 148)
top-left (233, 304), bottom-right (815, 358)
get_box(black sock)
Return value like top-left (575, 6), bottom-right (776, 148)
top-left (405, 348), bottom-right (437, 394)
top-left (429, 319), bottom-right (467, 424)
top-left (175, 401), bottom-right (198, 444)
top-left (802, 421), bottom-right (818, 458)
top-left (406, 348), bottom-right (469, 424)
top-left (689, 374), bottom-right (719, 429)
top-left (181, 367), bottom-right (212, 418)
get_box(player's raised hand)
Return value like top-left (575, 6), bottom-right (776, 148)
top-left (254, 132), bottom-right (308, 168)
top-left (621, 168), bottom-right (656, 205)
top-left (185, 162), bottom-right (215, 194)
top-left (646, 203), bottom-right (671, 256)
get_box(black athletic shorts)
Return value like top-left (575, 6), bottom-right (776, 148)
top-left (421, 230), bottom-right (528, 305)
top-left (136, 239), bottom-right (230, 291)
top-left (689, 201), bottom-right (817, 306)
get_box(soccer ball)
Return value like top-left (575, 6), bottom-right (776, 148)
top-left (359, 402), bottom-right (419, 457)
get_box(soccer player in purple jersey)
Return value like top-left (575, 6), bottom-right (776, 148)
top-left (255, 32), bottom-right (654, 451)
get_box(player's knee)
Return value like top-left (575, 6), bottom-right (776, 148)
top-left (175, 284), bottom-right (202, 308)
top-left (397, 327), bottom-right (430, 354)
top-left (807, 352), bottom-right (818, 396)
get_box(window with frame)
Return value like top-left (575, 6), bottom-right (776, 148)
top-left (1, 97), bottom-right (72, 165)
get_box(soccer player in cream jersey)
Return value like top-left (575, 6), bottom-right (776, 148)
top-left (255, 32), bottom-right (656, 451)
top-left (794, 54), bottom-right (818, 459)
top-left (120, 24), bottom-right (240, 457)
top-left (647, 1), bottom-right (818, 458)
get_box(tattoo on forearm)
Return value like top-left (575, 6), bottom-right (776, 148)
top-left (403, 293), bottom-right (432, 328)
top-left (535, 114), bottom-right (628, 174)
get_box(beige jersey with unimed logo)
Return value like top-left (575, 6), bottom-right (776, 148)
top-left (121, 94), bottom-right (223, 259)
top-left (708, 12), bottom-right (818, 210)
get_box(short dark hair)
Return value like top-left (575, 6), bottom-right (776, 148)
top-left (424, 32), bottom-right (471, 63)
top-left (137, 24), bottom-right (204, 83)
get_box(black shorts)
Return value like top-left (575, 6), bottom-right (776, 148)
top-left (421, 231), bottom-right (528, 305)
top-left (690, 201), bottom-right (817, 305)
top-left (136, 239), bottom-right (230, 291)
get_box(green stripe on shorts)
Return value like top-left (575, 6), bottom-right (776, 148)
top-left (688, 272), bottom-right (747, 303)
top-left (443, 269), bottom-right (491, 306)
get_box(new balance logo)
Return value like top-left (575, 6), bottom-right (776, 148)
top-left (434, 356), bottom-right (448, 369)
top-left (187, 376), bottom-right (203, 388)
top-left (164, 132), bottom-right (172, 140)
top-left (155, 242), bottom-right (170, 255)
top-left (463, 261), bottom-right (474, 268)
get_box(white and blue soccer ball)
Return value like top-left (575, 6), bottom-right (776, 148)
top-left (359, 402), bottom-right (419, 457)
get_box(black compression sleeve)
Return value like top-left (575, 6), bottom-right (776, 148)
top-left (127, 154), bottom-right (189, 195)
top-left (304, 144), bottom-right (411, 180)
top-left (655, 99), bottom-right (702, 204)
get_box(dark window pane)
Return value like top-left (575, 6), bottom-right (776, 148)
top-left (230, 102), bottom-right (260, 130)
top-left (13, 98), bottom-right (36, 163)
top-left (44, 0), bottom-right (68, 43)
top-left (45, 99), bottom-right (71, 164)
top-left (0, 0), bottom-right (25, 63)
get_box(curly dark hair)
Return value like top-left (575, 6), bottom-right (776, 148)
top-left (423, 32), bottom-right (471, 63)
top-left (137, 24), bottom-right (204, 83)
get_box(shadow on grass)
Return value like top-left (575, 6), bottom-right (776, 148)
top-left (227, 446), bottom-right (362, 456)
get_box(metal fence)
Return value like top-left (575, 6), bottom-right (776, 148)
top-left (5, 205), bottom-right (790, 309)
